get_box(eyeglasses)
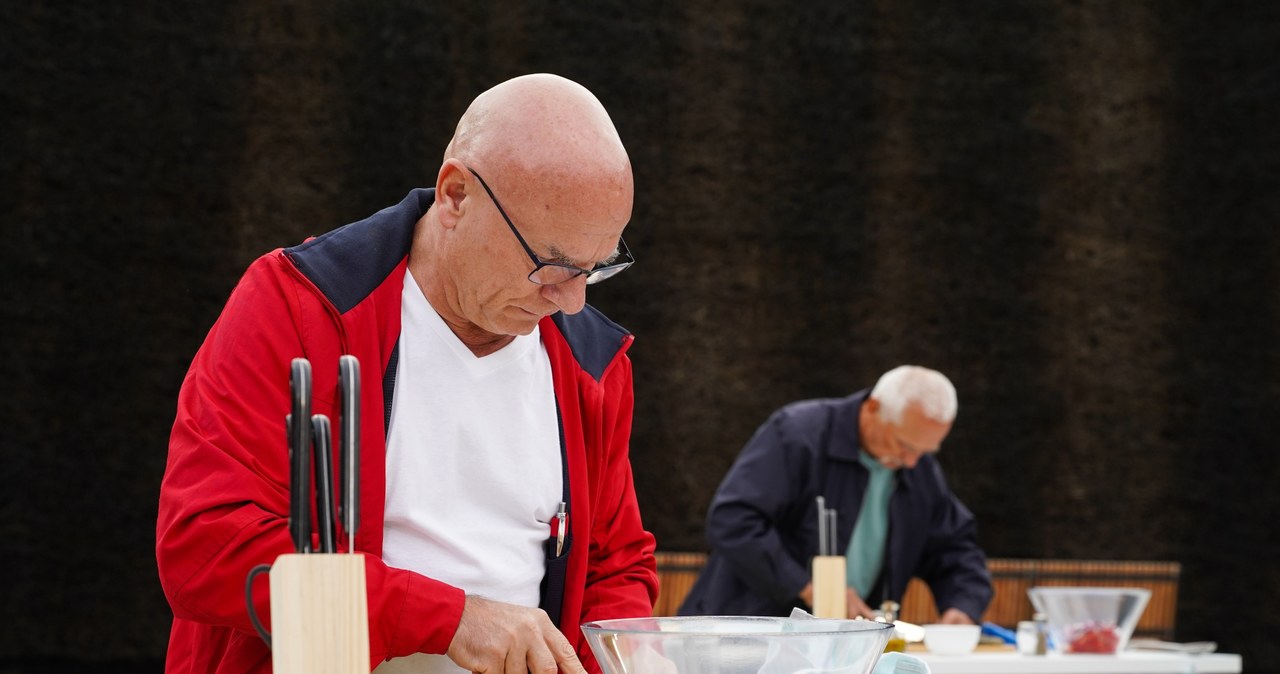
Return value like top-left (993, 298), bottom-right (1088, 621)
top-left (892, 434), bottom-right (936, 458)
top-left (467, 167), bottom-right (634, 285)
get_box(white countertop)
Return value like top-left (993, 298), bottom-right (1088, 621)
top-left (910, 649), bottom-right (1242, 674)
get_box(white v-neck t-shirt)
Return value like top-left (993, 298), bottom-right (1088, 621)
top-left (376, 271), bottom-right (561, 674)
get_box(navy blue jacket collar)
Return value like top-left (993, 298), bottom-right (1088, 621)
top-left (828, 389), bottom-right (871, 462)
top-left (285, 188), bottom-right (431, 314)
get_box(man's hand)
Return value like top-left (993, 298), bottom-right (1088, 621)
top-left (845, 588), bottom-right (875, 620)
top-left (799, 583), bottom-right (875, 620)
top-left (447, 595), bottom-right (586, 674)
top-left (937, 607), bottom-right (975, 625)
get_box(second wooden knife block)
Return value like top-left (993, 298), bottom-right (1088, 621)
top-left (811, 554), bottom-right (848, 619)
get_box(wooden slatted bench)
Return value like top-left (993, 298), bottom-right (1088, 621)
top-left (652, 551), bottom-right (709, 617)
top-left (652, 552), bottom-right (1180, 640)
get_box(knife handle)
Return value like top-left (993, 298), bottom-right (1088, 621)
top-left (289, 358), bottom-right (313, 554)
top-left (338, 355), bottom-right (361, 551)
top-left (311, 414), bottom-right (337, 554)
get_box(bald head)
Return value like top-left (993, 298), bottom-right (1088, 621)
top-left (445, 74), bottom-right (631, 191)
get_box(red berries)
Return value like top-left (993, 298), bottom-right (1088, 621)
top-left (1066, 623), bottom-right (1121, 653)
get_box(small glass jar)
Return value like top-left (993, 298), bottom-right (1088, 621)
top-left (1016, 620), bottom-right (1039, 654)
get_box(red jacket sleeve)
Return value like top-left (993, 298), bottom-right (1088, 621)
top-left (155, 252), bottom-right (464, 667)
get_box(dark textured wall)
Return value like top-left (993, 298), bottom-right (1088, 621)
top-left (3, 2), bottom-right (1278, 672)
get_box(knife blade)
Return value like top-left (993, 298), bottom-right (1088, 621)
top-left (288, 358), bottom-right (313, 553)
top-left (338, 355), bottom-right (360, 553)
top-left (311, 413), bottom-right (336, 554)
top-left (816, 495), bottom-right (828, 556)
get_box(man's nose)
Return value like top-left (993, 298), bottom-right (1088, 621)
top-left (541, 275), bottom-right (588, 314)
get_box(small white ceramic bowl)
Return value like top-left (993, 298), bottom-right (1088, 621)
top-left (923, 624), bottom-right (981, 655)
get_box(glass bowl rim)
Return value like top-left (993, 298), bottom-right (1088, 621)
top-left (581, 615), bottom-right (899, 637)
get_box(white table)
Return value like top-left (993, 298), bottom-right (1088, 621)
top-left (910, 650), bottom-right (1242, 674)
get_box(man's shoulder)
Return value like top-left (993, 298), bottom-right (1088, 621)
top-left (284, 189), bottom-right (432, 313)
top-left (775, 389), bottom-right (869, 422)
top-left (757, 391), bottom-right (868, 460)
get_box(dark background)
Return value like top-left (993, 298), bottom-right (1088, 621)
top-left (3, 1), bottom-right (1278, 672)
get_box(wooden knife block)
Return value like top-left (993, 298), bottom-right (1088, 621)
top-left (811, 555), bottom-right (848, 619)
top-left (269, 553), bottom-right (371, 674)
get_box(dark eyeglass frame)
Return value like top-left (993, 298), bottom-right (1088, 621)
top-left (466, 167), bottom-right (634, 286)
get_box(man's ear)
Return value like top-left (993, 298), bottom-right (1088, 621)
top-left (435, 160), bottom-right (470, 229)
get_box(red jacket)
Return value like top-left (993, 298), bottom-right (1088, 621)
top-left (156, 189), bottom-right (658, 673)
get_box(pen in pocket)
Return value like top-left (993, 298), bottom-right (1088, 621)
top-left (555, 501), bottom-right (567, 557)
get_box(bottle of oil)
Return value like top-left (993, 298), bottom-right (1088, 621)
top-left (880, 601), bottom-right (906, 652)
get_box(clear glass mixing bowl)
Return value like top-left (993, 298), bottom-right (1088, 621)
top-left (1028, 586), bottom-right (1151, 654)
top-left (582, 615), bottom-right (895, 674)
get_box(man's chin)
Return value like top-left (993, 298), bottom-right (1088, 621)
top-left (510, 321), bottom-right (539, 336)
top-left (510, 306), bottom-right (556, 331)
top-left (499, 312), bottom-right (543, 336)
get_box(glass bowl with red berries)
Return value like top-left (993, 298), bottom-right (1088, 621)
top-left (1028, 587), bottom-right (1151, 654)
